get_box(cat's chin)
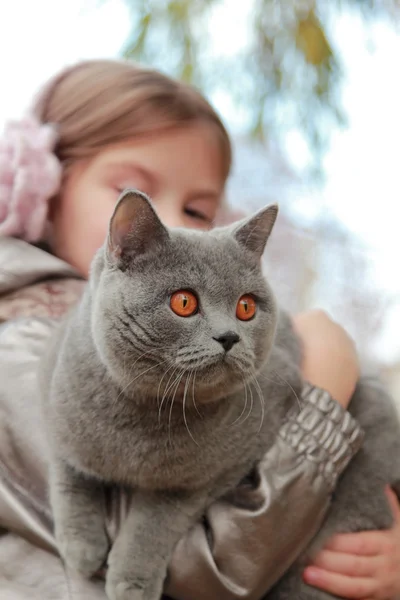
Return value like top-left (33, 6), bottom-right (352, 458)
top-left (178, 356), bottom-right (229, 378)
top-left (189, 361), bottom-right (244, 395)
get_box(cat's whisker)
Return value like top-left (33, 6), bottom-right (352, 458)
top-left (229, 355), bottom-right (253, 376)
top-left (231, 375), bottom-right (248, 426)
top-left (176, 346), bottom-right (204, 359)
top-left (191, 369), bottom-right (202, 419)
top-left (271, 369), bottom-right (303, 410)
top-left (178, 352), bottom-right (214, 369)
top-left (228, 360), bottom-right (257, 427)
top-left (239, 380), bottom-right (254, 427)
top-left (251, 374), bottom-right (266, 433)
top-left (257, 372), bottom-right (290, 387)
top-left (121, 332), bottom-right (129, 380)
top-left (182, 371), bottom-right (200, 447)
top-left (235, 367), bottom-right (282, 433)
top-left (158, 366), bottom-right (180, 425)
top-left (157, 362), bottom-right (177, 410)
top-left (123, 347), bottom-right (164, 382)
top-left (115, 358), bottom-right (170, 403)
top-left (168, 370), bottom-right (185, 445)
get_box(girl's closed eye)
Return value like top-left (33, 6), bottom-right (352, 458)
top-left (184, 197), bottom-right (219, 227)
top-left (184, 206), bottom-right (211, 223)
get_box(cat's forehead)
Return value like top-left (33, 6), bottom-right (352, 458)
top-left (153, 228), bottom-right (266, 293)
top-left (170, 228), bottom-right (248, 267)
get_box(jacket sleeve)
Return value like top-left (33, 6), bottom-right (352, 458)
top-left (162, 383), bottom-right (364, 600)
top-left (0, 317), bottom-right (59, 552)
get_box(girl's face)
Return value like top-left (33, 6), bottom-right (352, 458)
top-left (50, 124), bottom-right (226, 277)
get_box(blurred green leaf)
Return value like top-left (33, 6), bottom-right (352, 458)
top-left (120, 0), bottom-right (400, 179)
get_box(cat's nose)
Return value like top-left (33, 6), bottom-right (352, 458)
top-left (213, 331), bottom-right (240, 353)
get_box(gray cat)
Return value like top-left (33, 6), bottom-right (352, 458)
top-left (40, 189), bottom-right (400, 600)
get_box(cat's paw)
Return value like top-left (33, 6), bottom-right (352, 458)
top-left (58, 529), bottom-right (109, 577)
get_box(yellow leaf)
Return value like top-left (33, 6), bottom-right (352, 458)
top-left (296, 12), bottom-right (332, 66)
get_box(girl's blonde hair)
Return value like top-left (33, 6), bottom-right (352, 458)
top-left (34, 59), bottom-right (232, 181)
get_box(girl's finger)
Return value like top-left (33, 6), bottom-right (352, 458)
top-left (303, 567), bottom-right (375, 598)
top-left (311, 549), bottom-right (382, 577)
top-left (323, 531), bottom-right (386, 556)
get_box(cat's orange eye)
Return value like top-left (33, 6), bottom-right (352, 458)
top-left (236, 295), bottom-right (257, 321)
top-left (170, 291), bottom-right (198, 317)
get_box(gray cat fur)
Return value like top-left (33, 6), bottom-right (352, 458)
top-left (40, 190), bottom-right (400, 600)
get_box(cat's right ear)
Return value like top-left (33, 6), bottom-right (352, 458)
top-left (107, 189), bottom-right (169, 266)
top-left (233, 203), bottom-right (278, 260)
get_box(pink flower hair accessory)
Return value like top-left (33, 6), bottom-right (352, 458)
top-left (0, 115), bottom-right (62, 242)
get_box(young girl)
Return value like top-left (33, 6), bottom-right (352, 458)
top-left (0, 59), bottom-right (398, 600)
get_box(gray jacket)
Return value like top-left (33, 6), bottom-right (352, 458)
top-left (0, 236), bottom-right (363, 600)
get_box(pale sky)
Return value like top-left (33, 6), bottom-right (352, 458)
top-left (0, 0), bottom-right (399, 362)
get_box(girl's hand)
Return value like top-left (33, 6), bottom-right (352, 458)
top-left (293, 309), bottom-right (360, 409)
top-left (304, 487), bottom-right (400, 599)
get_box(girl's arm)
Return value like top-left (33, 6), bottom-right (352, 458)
top-left (295, 310), bottom-right (400, 600)
top-left (293, 309), bottom-right (359, 409)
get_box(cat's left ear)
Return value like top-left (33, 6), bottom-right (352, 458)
top-left (107, 189), bottom-right (169, 266)
top-left (234, 204), bottom-right (278, 260)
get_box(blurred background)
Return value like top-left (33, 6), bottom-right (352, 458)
top-left (0, 0), bottom-right (399, 400)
